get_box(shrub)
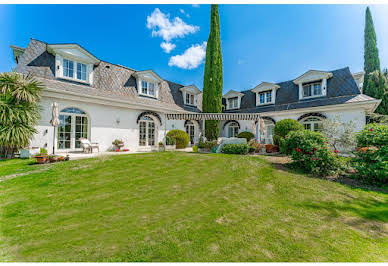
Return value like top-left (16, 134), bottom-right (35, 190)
top-left (248, 146), bottom-right (256, 153)
top-left (222, 144), bottom-right (248, 155)
top-left (192, 145), bottom-right (198, 153)
top-left (198, 140), bottom-right (218, 150)
top-left (281, 129), bottom-right (326, 155)
top-left (286, 130), bottom-right (340, 176)
top-left (265, 144), bottom-right (279, 153)
top-left (237, 131), bottom-right (255, 141)
top-left (273, 119), bottom-right (303, 149)
top-left (356, 123), bottom-right (388, 148)
top-left (166, 130), bottom-right (189, 149)
top-left (248, 139), bottom-right (262, 153)
top-left (353, 123), bottom-right (388, 185)
top-left (166, 135), bottom-right (176, 145)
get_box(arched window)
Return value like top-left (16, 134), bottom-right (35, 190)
top-left (228, 122), bottom-right (240, 138)
top-left (58, 107), bottom-right (88, 150)
top-left (301, 117), bottom-right (323, 132)
top-left (139, 115), bottom-right (156, 146)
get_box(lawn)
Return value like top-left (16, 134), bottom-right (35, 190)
top-left (0, 152), bottom-right (387, 262)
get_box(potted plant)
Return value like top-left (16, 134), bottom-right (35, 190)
top-left (158, 141), bottom-right (164, 151)
top-left (112, 139), bottom-right (124, 151)
top-left (57, 155), bottom-right (65, 162)
top-left (64, 154), bottom-right (70, 161)
top-left (48, 155), bottom-right (58, 163)
top-left (33, 148), bottom-right (48, 164)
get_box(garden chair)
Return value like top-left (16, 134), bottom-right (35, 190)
top-left (79, 138), bottom-right (100, 153)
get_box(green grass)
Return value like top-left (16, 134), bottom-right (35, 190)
top-left (0, 152), bottom-right (387, 262)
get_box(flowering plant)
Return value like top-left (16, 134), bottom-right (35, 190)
top-left (286, 130), bottom-right (341, 176)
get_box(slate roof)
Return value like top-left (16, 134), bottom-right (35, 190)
top-left (13, 38), bottom-right (202, 113)
top-left (224, 67), bottom-right (370, 113)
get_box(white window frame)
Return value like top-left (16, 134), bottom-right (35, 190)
top-left (60, 58), bottom-right (90, 83)
top-left (257, 90), bottom-right (273, 105)
top-left (140, 80), bottom-right (157, 98)
top-left (227, 97), bottom-right (239, 109)
top-left (302, 82), bottom-right (323, 99)
top-left (301, 117), bottom-right (323, 132)
top-left (185, 92), bottom-right (196, 106)
top-left (228, 122), bottom-right (239, 138)
top-left (76, 62), bottom-right (87, 81)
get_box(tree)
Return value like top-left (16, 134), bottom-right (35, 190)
top-left (363, 6), bottom-right (380, 87)
top-left (202, 4), bottom-right (223, 140)
top-left (362, 7), bottom-right (388, 115)
top-left (320, 117), bottom-right (356, 153)
top-left (0, 72), bottom-right (43, 158)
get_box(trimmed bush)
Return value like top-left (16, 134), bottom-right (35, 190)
top-left (166, 135), bottom-right (176, 145)
top-left (166, 130), bottom-right (190, 149)
top-left (353, 123), bottom-right (388, 185)
top-left (198, 140), bottom-right (218, 150)
top-left (237, 131), bottom-right (255, 141)
top-left (222, 144), bottom-right (248, 155)
top-left (248, 146), bottom-right (256, 153)
top-left (192, 145), bottom-right (198, 153)
top-left (273, 119), bottom-right (303, 149)
top-left (286, 130), bottom-right (341, 176)
top-left (281, 129), bottom-right (326, 155)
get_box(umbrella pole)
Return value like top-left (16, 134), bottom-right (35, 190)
top-left (53, 126), bottom-right (55, 155)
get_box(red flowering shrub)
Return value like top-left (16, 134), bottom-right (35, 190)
top-left (284, 130), bottom-right (341, 176)
top-left (353, 123), bottom-right (388, 185)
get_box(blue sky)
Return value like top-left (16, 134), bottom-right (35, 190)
top-left (1, 4), bottom-right (387, 93)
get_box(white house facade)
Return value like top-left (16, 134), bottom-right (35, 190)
top-left (9, 38), bottom-right (381, 153)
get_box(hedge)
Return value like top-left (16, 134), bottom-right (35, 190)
top-left (166, 129), bottom-right (190, 149)
top-left (222, 144), bottom-right (248, 154)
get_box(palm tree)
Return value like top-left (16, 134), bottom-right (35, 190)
top-left (0, 72), bottom-right (44, 158)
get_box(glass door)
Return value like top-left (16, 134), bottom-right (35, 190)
top-left (58, 115), bottom-right (72, 149)
top-left (186, 123), bottom-right (195, 145)
top-left (139, 116), bottom-right (156, 146)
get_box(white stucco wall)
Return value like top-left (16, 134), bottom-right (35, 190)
top-left (31, 96), bottom-right (192, 153)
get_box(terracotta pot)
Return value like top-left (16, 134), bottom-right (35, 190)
top-left (57, 156), bottom-right (65, 162)
top-left (35, 156), bottom-right (47, 164)
top-left (49, 156), bottom-right (58, 163)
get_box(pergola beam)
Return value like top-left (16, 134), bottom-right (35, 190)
top-left (166, 113), bottom-right (261, 121)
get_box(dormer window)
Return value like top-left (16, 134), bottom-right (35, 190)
top-left (77, 63), bottom-right (87, 81)
top-left (141, 81), bottom-right (156, 97)
top-left (47, 44), bottom-right (100, 85)
top-left (228, 97), bottom-right (239, 109)
top-left (293, 70), bottom-right (333, 100)
top-left (179, 85), bottom-right (201, 107)
top-left (63, 59), bottom-right (74, 78)
top-left (303, 83), bottom-right (322, 98)
top-left (252, 82), bottom-right (279, 106)
top-left (223, 90), bottom-right (244, 110)
top-left (186, 93), bottom-right (196, 105)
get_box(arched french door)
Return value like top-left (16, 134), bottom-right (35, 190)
top-left (57, 107), bottom-right (89, 150)
top-left (139, 115), bottom-right (156, 146)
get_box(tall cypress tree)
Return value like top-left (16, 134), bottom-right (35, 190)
top-left (363, 7), bottom-right (388, 115)
top-left (203, 4), bottom-right (223, 140)
top-left (363, 6), bottom-right (380, 93)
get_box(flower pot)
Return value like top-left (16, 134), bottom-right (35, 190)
top-left (35, 156), bottom-right (47, 164)
top-left (57, 156), bottom-right (65, 162)
top-left (49, 156), bottom-right (58, 163)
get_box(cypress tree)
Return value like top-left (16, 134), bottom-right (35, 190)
top-left (362, 7), bottom-right (388, 115)
top-left (363, 7), bottom-right (380, 92)
top-left (202, 4), bottom-right (223, 140)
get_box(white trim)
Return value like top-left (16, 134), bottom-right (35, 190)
top-left (293, 70), bottom-right (333, 84)
top-left (252, 82), bottom-right (280, 93)
top-left (223, 90), bottom-right (244, 110)
top-left (47, 44), bottom-right (100, 64)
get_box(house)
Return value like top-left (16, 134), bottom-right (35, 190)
top-left (9, 38), bottom-right (380, 152)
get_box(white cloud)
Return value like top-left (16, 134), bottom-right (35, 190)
top-left (192, 4), bottom-right (200, 7)
top-left (179, 8), bottom-right (190, 18)
top-left (160, 42), bottom-right (176, 53)
top-left (146, 8), bottom-right (198, 42)
top-left (168, 42), bottom-right (207, 70)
